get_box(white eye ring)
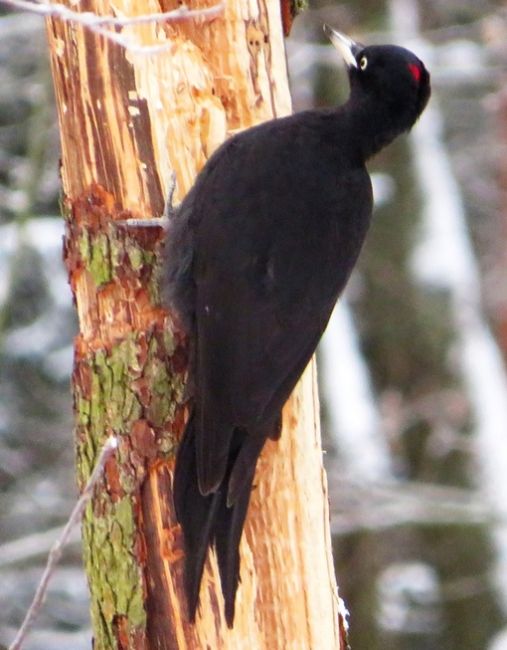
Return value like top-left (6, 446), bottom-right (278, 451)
top-left (359, 56), bottom-right (368, 70)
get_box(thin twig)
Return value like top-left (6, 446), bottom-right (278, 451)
top-left (0, 0), bottom-right (224, 25)
top-left (0, 0), bottom-right (225, 55)
top-left (8, 435), bottom-right (118, 650)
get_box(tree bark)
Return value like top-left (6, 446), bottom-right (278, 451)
top-left (46, 1), bottom-right (344, 647)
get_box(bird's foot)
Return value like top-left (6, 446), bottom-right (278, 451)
top-left (115, 171), bottom-right (178, 229)
top-left (164, 170), bottom-right (178, 220)
top-left (115, 216), bottom-right (170, 229)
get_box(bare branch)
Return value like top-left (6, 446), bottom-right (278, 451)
top-left (0, 0), bottom-right (225, 54)
top-left (0, 526), bottom-right (81, 569)
top-left (328, 474), bottom-right (500, 535)
top-left (8, 435), bottom-right (118, 650)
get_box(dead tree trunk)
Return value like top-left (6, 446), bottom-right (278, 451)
top-left (46, 1), bottom-right (344, 647)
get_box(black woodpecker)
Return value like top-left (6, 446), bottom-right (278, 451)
top-left (164, 25), bottom-right (431, 626)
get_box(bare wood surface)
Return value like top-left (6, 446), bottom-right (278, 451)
top-left (46, 0), bottom-right (342, 647)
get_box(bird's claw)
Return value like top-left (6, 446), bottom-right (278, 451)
top-left (115, 216), bottom-right (170, 229)
top-left (164, 171), bottom-right (178, 220)
top-left (115, 171), bottom-right (178, 229)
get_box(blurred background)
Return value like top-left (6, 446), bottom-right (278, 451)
top-left (1, 0), bottom-right (507, 648)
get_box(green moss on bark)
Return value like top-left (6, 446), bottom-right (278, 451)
top-left (76, 222), bottom-right (162, 294)
top-left (78, 230), bottom-right (113, 287)
top-left (82, 496), bottom-right (146, 648)
top-left (66, 187), bottom-right (186, 647)
top-left (74, 327), bottom-right (185, 647)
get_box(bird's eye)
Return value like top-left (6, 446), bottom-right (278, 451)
top-left (359, 56), bottom-right (368, 70)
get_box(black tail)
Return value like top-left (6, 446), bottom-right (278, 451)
top-left (173, 415), bottom-right (259, 627)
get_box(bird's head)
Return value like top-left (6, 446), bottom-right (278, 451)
top-left (324, 24), bottom-right (431, 134)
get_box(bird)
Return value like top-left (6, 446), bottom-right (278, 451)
top-left (163, 24), bottom-right (431, 627)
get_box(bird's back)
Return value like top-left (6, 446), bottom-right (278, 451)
top-left (166, 108), bottom-right (373, 625)
top-left (165, 108), bottom-right (372, 335)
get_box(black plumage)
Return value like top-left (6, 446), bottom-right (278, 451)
top-left (164, 25), bottom-right (430, 626)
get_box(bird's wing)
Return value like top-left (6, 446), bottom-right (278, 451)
top-left (185, 119), bottom-right (372, 496)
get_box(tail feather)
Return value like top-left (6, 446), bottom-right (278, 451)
top-left (214, 481), bottom-right (254, 626)
top-left (173, 417), bottom-right (264, 626)
top-left (226, 435), bottom-right (265, 507)
top-left (173, 415), bottom-right (221, 620)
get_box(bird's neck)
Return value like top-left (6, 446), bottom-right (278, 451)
top-left (344, 97), bottom-right (409, 161)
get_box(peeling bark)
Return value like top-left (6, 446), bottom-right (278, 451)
top-left (46, 1), bottom-right (342, 647)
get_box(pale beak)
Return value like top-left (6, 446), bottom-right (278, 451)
top-left (323, 24), bottom-right (363, 69)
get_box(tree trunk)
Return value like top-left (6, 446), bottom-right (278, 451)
top-left (46, 1), bottom-right (344, 647)
top-left (496, 84), bottom-right (507, 356)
